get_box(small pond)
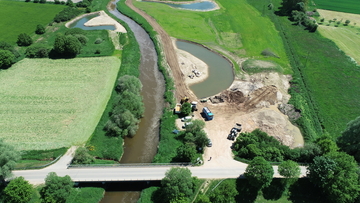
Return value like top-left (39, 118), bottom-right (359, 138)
top-left (164, 1), bottom-right (216, 11)
top-left (176, 40), bottom-right (234, 98)
top-left (68, 14), bottom-right (116, 30)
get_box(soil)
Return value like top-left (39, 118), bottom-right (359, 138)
top-left (125, 0), bottom-right (304, 167)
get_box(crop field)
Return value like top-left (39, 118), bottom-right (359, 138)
top-left (313, 0), bottom-right (360, 14)
top-left (0, 57), bottom-right (120, 150)
top-left (133, 0), bottom-right (291, 73)
top-left (318, 25), bottom-right (360, 64)
top-left (0, 1), bottom-right (65, 43)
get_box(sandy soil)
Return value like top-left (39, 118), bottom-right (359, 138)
top-left (65, 11), bottom-right (127, 33)
top-left (173, 39), bottom-right (209, 85)
top-left (125, 0), bottom-right (303, 168)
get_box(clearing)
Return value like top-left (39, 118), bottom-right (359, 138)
top-left (0, 57), bottom-right (120, 150)
top-left (0, 1), bottom-right (65, 43)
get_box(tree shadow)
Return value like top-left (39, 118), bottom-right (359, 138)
top-left (235, 178), bottom-right (259, 203)
top-left (262, 178), bottom-right (287, 200)
top-left (288, 178), bottom-right (324, 203)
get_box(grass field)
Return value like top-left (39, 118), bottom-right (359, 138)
top-left (0, 57), bottom-right (120, 150)
top-left (313, 0), bottom-right (360, 14)
top-left (318, 25), bottom-right (360, 64)
top-left (248, 0), bottom-right (360, 139)
top-left (133, 0), bottom-right (291, 74)
top-left (0, 0), bottom-right (65, 43)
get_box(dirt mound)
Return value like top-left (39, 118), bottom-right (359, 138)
top-left (209, 90), bottom-right (246, 104)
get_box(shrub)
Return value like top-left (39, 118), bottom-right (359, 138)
top-left (86, 7), bottom-right (91, 13)
top-left (17, 33), bottom-right (33, 46)
top-left (53, 7), bottom-right (82, 23)
top-left (72, 147), bottom-right (94, 164)
top-left (0, 50), bottom-right (15, 68)
top-left (65, 28), bottom-right (86, 36)
top-left (53, 35), bottom-right (82, 57)
top-left (35, 24), bottom-right (46, 35)
top-left (73, 34), bottom-right (88, 45)
top-left (94, 38), bottom-right (103, 44)
top-left (54, 0), bottom-right (60, 4)
top-left (95, 49), bottom-right (100, 54)
top-left (25, 45), bottom-right (49, 58)
top-left (25, 0), bottom-right (31, 2)
top-left (40, 0), bottom-right (46, 3)
top-left (344, 20), bottom-right (350, 26)
top-left (33, 0), bottom-right (39, 3)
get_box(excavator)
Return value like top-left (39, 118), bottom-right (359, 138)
top-left (180, 96), bottom-right (189, 104)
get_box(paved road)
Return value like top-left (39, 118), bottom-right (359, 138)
top-left (12, 147), bottom-right (308, 184)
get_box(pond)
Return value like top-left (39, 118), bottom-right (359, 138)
top-left (164, 1), bottom-right (217, 11)
top-left (68, 14), bottom-right (116, 30)
top-left (176, 40), bottom-right (234, 98)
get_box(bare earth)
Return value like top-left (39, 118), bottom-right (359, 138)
top-left (66, 11), bottom-right (127, 33)
top-left (125, 0), bottom-right (304, 167)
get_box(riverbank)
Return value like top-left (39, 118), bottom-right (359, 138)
top-left (65, 10), bottom-right (127, 33)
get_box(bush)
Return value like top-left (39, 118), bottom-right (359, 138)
top-left (16, 33), bottom-right (33, 46)
top-left (35, 24), bottom-right (46, 35)
top-left (25, 45), bottom-right (49, 58)
top-left (0, 41), bottom-right (20, 58)
top-left (0, 50), bottom-right (15, 68)
top-left (53, 7), bottom-right (82, 23)
top-left (54, 0), bottom-right (60, 4)
top-left (65, 28), bottom-right (86, 36)
top-left (94, 38), bottom-right (103, 44)
top-left (33, 0), bottom-right (39, 3)
top-left (73, 34), bottom-right (88, 45)
top-left (72, 147), bottom-right (95, 164)
top-left (53, 34), bottom-right (82, 57)
top-left (40, 0), bottom-right (46, 3)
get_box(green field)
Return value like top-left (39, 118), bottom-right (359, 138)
top-left (0, 57), bottom-right (120, 150)
top-left (318, 25), bottom-right (360, 64)
top-left (314, 0), bottom-right (360, 14)
top-left (0, 0), bottom-right (65, 43)
top-left (133, 0), bottom-right (291, 74)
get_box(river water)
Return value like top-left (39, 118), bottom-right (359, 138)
top-left (100, 0), bottom-right (165, 202)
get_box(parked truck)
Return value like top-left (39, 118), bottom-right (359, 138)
top-left (174, 103), bottom-right (181, 114)
top-left (202, 107), bottom-right (214, 120)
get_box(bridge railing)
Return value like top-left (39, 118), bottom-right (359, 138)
top-left (68, 162), bottom-right (193, 168)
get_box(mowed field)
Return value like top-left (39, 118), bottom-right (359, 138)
top-left (0, 0), bottom-right (65, 43)
top-left (318, 25), bottom-right (360, 64)
top-left (0, 57), bottom-right (120, 150)
top-left (314, 0), bottom-right (360, 14)
top-left (133, 0), bottom-right (291, 73)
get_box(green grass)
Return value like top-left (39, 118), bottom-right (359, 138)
top-left (133, 0), bottom-right (291, 74)
top-left (0, 57), bottom-right (120, 150)
top-left (247, 0), bottom-right (360, 139)
top-left (318, 25), bottom-right (360, 64)
top-left (314, 0), bottom-right (360, 14)
top-left (67, 187), bottom-right (105, 203)
top-left (0, 0), bottom-right (65, 43)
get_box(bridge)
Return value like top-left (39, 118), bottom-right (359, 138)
top-left (12, 147), bottom-right (308, 184)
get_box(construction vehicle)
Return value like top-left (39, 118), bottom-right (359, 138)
top-left (191, 101), bottom-right (198, 111)
top-left (227, 124), bottom-right (242, 140)
top-left (202, 107), bottom-right (214, 120)
top-left (174, 103), bottom-right (181, 114)
top-left (180, 96), bottom-right (189, 104)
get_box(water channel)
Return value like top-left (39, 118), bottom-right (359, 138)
top-left (164, 1), bottom-right (216, 11)
top-left (176, 41), bottom-right (234, 98)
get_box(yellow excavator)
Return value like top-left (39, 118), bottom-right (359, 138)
top-left (180, 96), bottom-right (189, 104)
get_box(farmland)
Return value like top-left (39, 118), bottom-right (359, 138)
top-left (0, 57), bottom-right (120, 150)
top-left (313, 0), bottom-right (360, 14)
top-left (0, 1), bottom-right (65, 43)
top-left (133, 0), bottom-right (291, 74)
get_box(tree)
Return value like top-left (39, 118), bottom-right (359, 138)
top-left (278, 160), bottom-right (300, 178)
top-left (209, 180), bottom-right (238, 203)
top-left (35, 24), bottom-right (45, 35)
top-left (72, 147), bottom-right (94, 164)
top-left (337, 116), bottom-right (360, 161)
top-left (16, 33), bottom-right (33, 46)
top-left (106, 109), bottom-right (139, 137)
top-left (307, 152), bottom-right (360, 203)
top-left (116, 75), bottom-right (142, 94)
top-left (176, 144), bottom-right (197, 162)
top-left (315, 133), bottom-right (338, 154)
top-left (3, 177), bottom-right (33, 203)
top-left (161, 167), bottom-right (194, 202)
top-left (244, 156), bottom-right (274, 189)
top-left (25, 45), bottom-right (49, 58)
top-left (195, 194), bottom-right (211, 203)
top-left (66, 0), bottom-right (74, 7)
top-left (344, 20), bottom-right (350, 26)
top-left (113, 90), bottom-right (144, 119)
top-left (291, 10), bottom-right (306, 25)
top-left (181, 102), bottom-right (192, 116)
top-left (0, 50), bottom-right (15, 69)
top-left (281, 0), bottom-right (308, 14)
top-left (40, 172), bottom-right (74, 203)
top-left (0, 139), bottom-right (21, 184)
top-left (53, 35), bottom-right (81, 57)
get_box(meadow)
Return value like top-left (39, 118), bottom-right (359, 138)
top-left (248, 0), bottom-right (360, 139)
top-left (0, 1), bottom-right (65, 43)
top-left (0, 57), bottom-right (120, 150)
top-left (133, 0), bottom-right (291, 74)
top-left (313, 0), bottom-right (360, 14)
